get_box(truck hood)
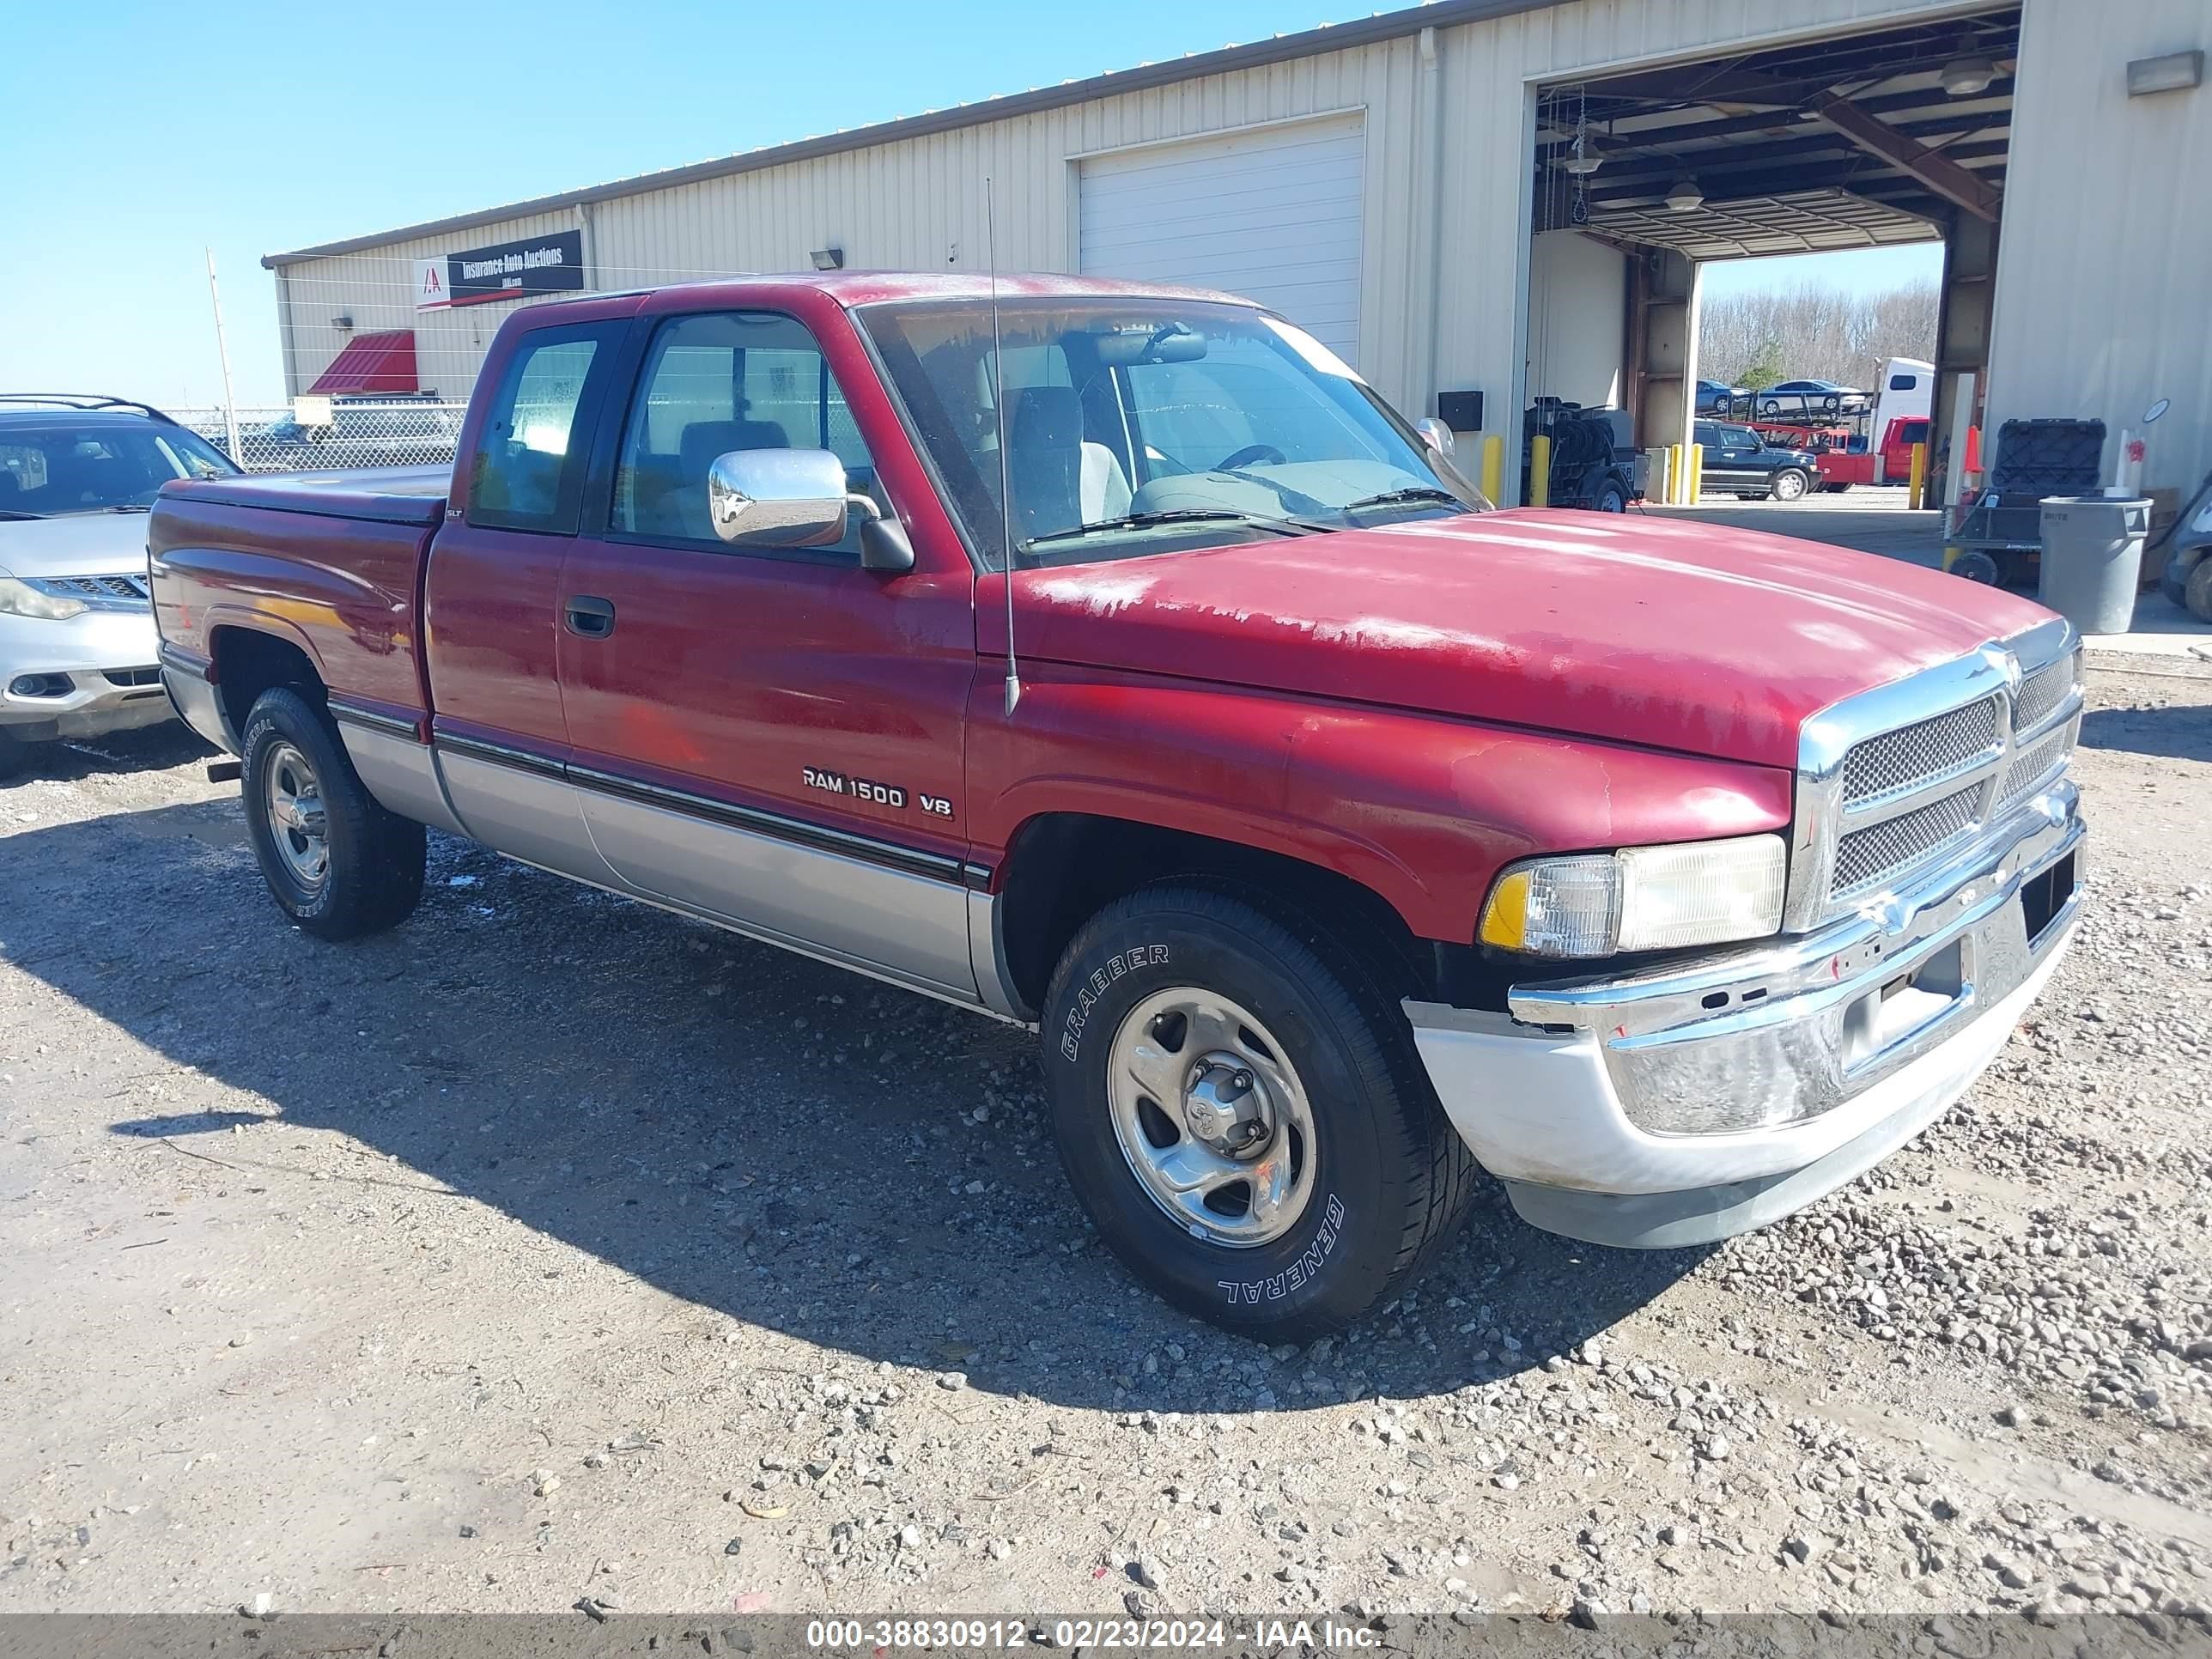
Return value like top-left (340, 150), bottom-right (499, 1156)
top-left (0, 512), bottom-right (155, 580)
top-left (1006, 508), bottom-right (2057, 769)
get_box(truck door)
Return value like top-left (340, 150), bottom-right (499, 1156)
top-left (424, 319), bottom-right (628, 882)
top-left (555, 306), bottom-right (980, 999)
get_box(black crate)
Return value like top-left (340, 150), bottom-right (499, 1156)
top-left (1988, 418), bottom-right (2106, 501)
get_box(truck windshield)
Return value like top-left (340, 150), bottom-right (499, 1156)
top-left (855, 299), bottom-right (1484, 570)
top-left (0, 423), bottom-right (238, 516)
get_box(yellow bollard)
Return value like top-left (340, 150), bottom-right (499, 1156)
top-left (1529, 434), bottom-right (1551, 507)
top-left (1907, 442), bottom-right (1929, 510)
top-left (1480, 434), bottom-right (1504, 505)
top-left (1687, 443), bottom-right (1704, 506)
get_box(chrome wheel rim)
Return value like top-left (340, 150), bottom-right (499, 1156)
top-left (1775, 471), bottom-right (1806, 501)
top-left (1105, 988), bottom-right (1317, 1248)
top-left (263, 740), bottom-right (329, 890)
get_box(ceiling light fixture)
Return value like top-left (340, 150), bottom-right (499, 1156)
top-left (1664, 178), bottom-right (1705, 212)
top-left (1939, 55), bottom-right (1996, 96)
top-left (1562, 137), bottom-right (1603, 176)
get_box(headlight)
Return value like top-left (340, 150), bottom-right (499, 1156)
top-left (1479, 833), bottom-right (1787, 957)
top-left (0, 575), bottom-right (88, 621)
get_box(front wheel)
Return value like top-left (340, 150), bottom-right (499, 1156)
top-left (1771, 468), bottom-right (1810, 502)
top-left (1041, 883), bottom-right (1478, 1341)
top-left (240, 686), bottom-right (425, 940)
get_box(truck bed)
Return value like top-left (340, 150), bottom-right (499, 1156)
top-left (149, 469), bottom-right (449, 729)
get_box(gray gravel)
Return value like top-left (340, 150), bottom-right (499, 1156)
top-left (0, 655), bottom-right (2208, 1622)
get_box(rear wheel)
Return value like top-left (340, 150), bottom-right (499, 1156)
top-left (1041, 882), bottom-right (1477, 1341)
top-left (1771, 467), bottom-right (1810, 502)
top-left (240, 686), bottom-right (424, 940)
top-left (1595, 481), bottom-right (1627, 514)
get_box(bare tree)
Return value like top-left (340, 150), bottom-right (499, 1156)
top-left (1701, 280), bottom-right (1940, 388)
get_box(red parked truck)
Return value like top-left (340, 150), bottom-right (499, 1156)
top-left (149, 275), bottom-right (2086, 1340)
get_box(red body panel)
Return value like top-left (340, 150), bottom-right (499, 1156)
top-left (148, 493), bottom-right (434, 726)
top-left (961, 664), bottom-right (1793, 941)
top-left (422, 520), bottom-right (571, 758)
top-left (146, 272), bottom-right (2063, 955)
top-left (979, 510), bottom-right (2049, 772)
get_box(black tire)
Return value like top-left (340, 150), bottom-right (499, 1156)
top-left (1595, 482), bottom-right (1627, 514)
top-left (1771, 468), bottom-right (1810, 502)
top-left (1951, 549), bottom-right (2002, 585)
top-left (240, 686), bottom-right (424, 940)
top-left (1041, 882), bottom-right (1478, 1341)
top-left (0, 727), bottom-right (28, 781)
top-left (2188, 560), bottom-right (2212, 624)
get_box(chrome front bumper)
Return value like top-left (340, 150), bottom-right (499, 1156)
top-left (1406, 786), bottom-right (2083, 1249)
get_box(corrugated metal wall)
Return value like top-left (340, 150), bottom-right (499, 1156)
top-left (280, 208), bottom-right (586, 398)
top-left (277, 0), bottom-right (2034, 447)
top-left (1988, 0), bottom-right (2211, 496)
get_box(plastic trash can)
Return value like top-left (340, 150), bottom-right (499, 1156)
top-left (2038, 496), bottom-right (2150, 635)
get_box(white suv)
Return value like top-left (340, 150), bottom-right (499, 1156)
top-left (0, 396), bottom-right (240, 777)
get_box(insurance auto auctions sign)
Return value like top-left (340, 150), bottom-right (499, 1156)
top-left (422, 230), bottom-right (586, 308)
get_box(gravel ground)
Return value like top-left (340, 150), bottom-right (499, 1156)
top-left (2, 654), bottom-right (2208, 1628)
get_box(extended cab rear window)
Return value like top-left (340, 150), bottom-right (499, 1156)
top-left (466, 323), bottom-right (624, 533)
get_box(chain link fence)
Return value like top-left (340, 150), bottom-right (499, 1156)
top-left (170, 400), bottom-right (470, 473)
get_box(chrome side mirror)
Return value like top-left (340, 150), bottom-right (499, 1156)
top-left (1415, 416), bottom-right (1456, 458)
top-left (705, 447), bottom-right (914, 571)
top-left (708, 448), bottom-right (851, 547)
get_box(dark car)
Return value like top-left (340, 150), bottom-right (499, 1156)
top-left (1695, 378), bottom-right (1745, 415)
top-left (1756, 379), bottom-right (1869, 418)
top-left (1693, 420), bottom-right (1819, 501)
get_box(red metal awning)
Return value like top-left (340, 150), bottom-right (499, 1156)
top-left (307, 330), bottom-right (418, 394)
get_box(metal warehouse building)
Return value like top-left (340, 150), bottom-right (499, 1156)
top-left (265, 0), bottom-right (2211, 503)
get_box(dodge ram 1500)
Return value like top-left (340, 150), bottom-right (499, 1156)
top-left (150, 274), bottom-right (2085, 1340)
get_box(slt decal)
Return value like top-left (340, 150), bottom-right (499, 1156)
top-left (801, 767), bottom-right (954, 818)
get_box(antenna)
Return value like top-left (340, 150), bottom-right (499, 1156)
top-left (987, 176), bottom-right (1022, 717)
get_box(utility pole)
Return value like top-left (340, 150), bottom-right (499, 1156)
top-left (204, 248), bottom-right (244, 466)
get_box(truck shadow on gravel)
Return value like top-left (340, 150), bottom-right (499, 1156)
top-left (0, 723), bottom-right (215, 785)
top-left (10, 798), bottom-right (1708, 1412)
top-left (2079, 700), bottom-right (2212, 765)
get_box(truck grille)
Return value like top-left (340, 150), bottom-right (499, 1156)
top-left (2013, 654), bottom-right (2078, 733)
top-left (1839, 695), bottom-right (2002, 805)
top-left (1997, 719), bottom-right (2077, 812)
top-left (1816, 636), bottom-right (2081, 910)
top-left (1832, 784), bottom-right (1984, 897)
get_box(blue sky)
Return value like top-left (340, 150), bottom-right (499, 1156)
top-left (5, 0), bottom-right (1942, 410)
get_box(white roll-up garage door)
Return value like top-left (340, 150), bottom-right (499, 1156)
top-left (1078, 115), bottom-right (1365, 365)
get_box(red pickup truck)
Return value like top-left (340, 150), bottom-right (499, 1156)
top-left (1815, 416), bottom-right (1933, 491)
top-left (150, 274), bottom-right (2085, 1340)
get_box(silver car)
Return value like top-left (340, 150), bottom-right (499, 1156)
top-left (0, 396), bottom-right (240, 776)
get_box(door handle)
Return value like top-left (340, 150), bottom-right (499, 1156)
top-left (564, 595), bottom-right (616, 639)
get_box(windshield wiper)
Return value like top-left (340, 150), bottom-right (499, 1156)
top-left (1337, 486), bottom-right (1469, 514)
top-left (1018, 508), bottom-right (1315, 550)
